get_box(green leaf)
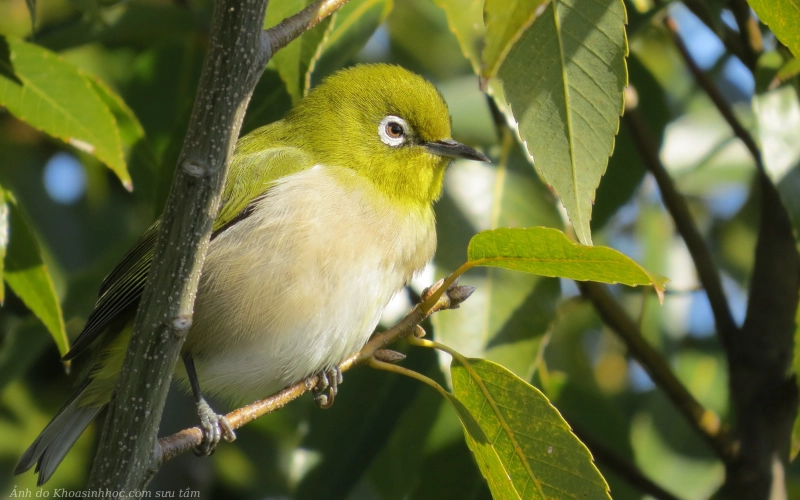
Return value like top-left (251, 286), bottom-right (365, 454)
top-left (312, 0), bottom-right (393, 86)
top-left (451, 358), bottom-right (611, 499)
top-left (2, 193), bottom-right (68, 357)
top-left (265, 0), bottom-right (334, 103)
top-left (467, 227), bottom-right (667, 295)
top-left (0, 36), bottom-right (131, 190)
top-left (482, 0), bottom-right (544, 79)
top-left (496, 0), bottom-right (628, 245)
top-left (431, 0), bottom-right (486, 73)
top-left (746, 0), bottom-right (800, 58)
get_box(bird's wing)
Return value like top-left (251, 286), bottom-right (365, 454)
top-left (64, 132), bottom-right (315, 361)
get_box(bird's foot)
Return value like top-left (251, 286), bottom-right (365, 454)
top-left (311, 366), bottom-right (343, 409)
top-left (194, 398), bottom-right (236, 456)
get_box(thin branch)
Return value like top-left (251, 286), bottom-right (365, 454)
top-left (578, 281), bottom-right (738, 463)
top-left (262, 0), bottom-right (351, 57)
top-left (730, 0), bottom-right (763, 70)
top-left (664, 16), bottom-right (764, 172)
top-left (624, 103), bottom-right (738, 349)
top-left (156, 280), bottom-right (474, 464)
top-left (680, 0), bottom-right (755, 73)
top-left (571, 425), bottom-right (683, 500)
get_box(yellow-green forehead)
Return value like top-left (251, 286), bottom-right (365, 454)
top-left (310, 64), bottom-right (452, 141)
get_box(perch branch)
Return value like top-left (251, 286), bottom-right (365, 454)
top-left (156, 280), bottom-right (474, 464)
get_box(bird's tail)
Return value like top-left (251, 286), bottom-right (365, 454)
top-left (14, 380), bottom-right (103, 485)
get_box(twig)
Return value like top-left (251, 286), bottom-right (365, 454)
top-left (262, 0), bottom-right (351, 56)
top-left (623, 102), bottom-right (738, 349)
top-left (729, 0), bottom-right (762, 70)
top-left (578, 281), bottom-right (738, 462)
top-left (680, 0), bottom-right (754, 72)
top-left (156, 280), bottom-right (474, 464)
top-left (572, 424), bottom-right (683, 500)
top-left (664, 16), bottom-right (764, 173)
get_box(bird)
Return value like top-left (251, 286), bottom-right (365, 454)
top-left (15, 63), bottom-right (489, 485)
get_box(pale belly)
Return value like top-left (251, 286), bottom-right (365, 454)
top-left (176, 166), bottom-right (436, 405)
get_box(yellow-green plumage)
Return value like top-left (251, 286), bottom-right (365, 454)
top-left (16, 64), bottom-right (488, 485)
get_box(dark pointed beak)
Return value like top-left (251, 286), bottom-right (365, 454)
top-left (424, 139), bottom-right (490, 162)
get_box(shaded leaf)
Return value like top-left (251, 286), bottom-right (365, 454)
top-left (2, 193), bottom-right (68, 357)
top-left (431, 0), bottom-right (486, 73)
top-left (0, 36), bottom-right (130, 190)
top-left (482, 0), bottom-right (544, 79)
top-left (312, 0), bottom-right (393, 85)
top-left (467, 227), bottom-right (667, 295)
top-left (265, 0), bottom-right (334, 103)
top-left (451, 358), bottom-right (611, 499)
top-left (496, 0), bottom-right (628, 245)
top-left (746, 0), bottom-right (800, 58)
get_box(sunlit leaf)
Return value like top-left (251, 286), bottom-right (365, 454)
top-left (431, 0), bottom-right (485, 73)
top-left (265, 0), bottom-right (334, 103)
top-left (496, 0), bottom-right (628, 245)
top-left (0, 36), bottom-right (131, 190)
top-left (312, 0), bottom-right (393, 85)
top-left (746, 0), bottom-right (800, 58)
top-left (2, 193), bottom-right (68, 357)
top-left (482, 0), bottom-right (544, 79)
top-left (451, 358), bottom-right (611, 499)
top-left (467, 227), bottom-right (667, 296)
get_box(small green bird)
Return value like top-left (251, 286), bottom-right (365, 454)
top-left (15, 64), bottom-right (489, 485)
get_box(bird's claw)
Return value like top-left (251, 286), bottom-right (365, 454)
top-left (194, 398), bottom-right (236, 456)
top-left (312, 366), bottom-right (343, 409)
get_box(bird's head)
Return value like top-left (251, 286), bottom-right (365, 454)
top-left (286, 64), bottom-right (489, 207)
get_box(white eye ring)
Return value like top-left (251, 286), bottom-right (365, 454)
top-left (378, 115), bottom-right (408, 147)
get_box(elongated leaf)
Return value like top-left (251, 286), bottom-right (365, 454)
top-left (432, 0), bottom-right (486, 73)
top-left (496, 0), bottom-right (628, 245)
top-left (312, 0), bottom-right (393, 85)
top-left (452, 358), bottom-right (610, 499)
top-left (0, 36), bottom-right (131, 190)
top-left (746, 0), bottom-right (800, 58)
top-left (265, 0), bottom-right (334, 103)
top-left (3, 194), bottom-right (68, 356)
top-left (468, 227), bottom-right (667, 295)
top-left (482, 0), bottom-right (544, 79)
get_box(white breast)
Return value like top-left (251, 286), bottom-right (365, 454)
top-left (179, 166), bottom-right (436, 405)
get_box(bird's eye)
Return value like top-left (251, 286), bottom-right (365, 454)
top-left (386, 121), bottom-right (404, 138)
top-left (378, 115), bottom-right (408, 147)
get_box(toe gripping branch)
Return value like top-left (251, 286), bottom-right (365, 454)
top-left (183, 354), bottom-right (236, 456)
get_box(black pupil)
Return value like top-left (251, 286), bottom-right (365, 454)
top-left (388, 122), bottom-right (403, 137)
